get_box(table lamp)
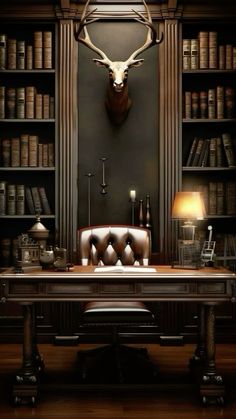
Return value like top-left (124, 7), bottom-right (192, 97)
top-left (172, 191), bottom-right (206, 268)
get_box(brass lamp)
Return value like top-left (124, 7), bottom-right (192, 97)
top-left (172, 191), bottom-right (206, 268)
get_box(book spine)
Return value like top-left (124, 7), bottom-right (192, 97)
top-left (208, 182), bottom-right (217, 215)
top-left (0, 86), bottom-right (5, 119)
top-left (6, 87), bottom-right (16, 119)
top-left (201, 138), bottom-right (210, 167)
top-left (216, 182), bottom-right (224, 215)
top-left (28, 135), bottom-right (38, 167)
top-left (197, 139), bottom-right (208, 167)
top-left (0, 181), bottom-right (7, 215)
top-left (16, 184), bottom-right (25, 215)
top-left (226, 44), bottom-right (233, 69)
top-left (226, 182), bottom-right (236, 215)
top-left (11, 137), bottom-right (20, 167)
top-left (191, 92), bottom-right (199, 118)
top-left (218, 45), bottom-right (225, 69)
top-left (31, 186), bottom-right (42, 214)
top-left (43, 94), bottom-right (50, 119)
top-left (26, 45), bottom-right (33, 70)
top-left (200, 91), bottom-right (208, 118)
top-left (0, 34), bottom-right (7, 69)
top-left (2, 139), bottom-right (11, 167)
top-left (199, 31), bottom-right (209, 69)
top-left (43, 31), bottom-right (52, 69)
top-left (25, 186), bottom-right (35, 215)
top-left (25, 86), bottom-right (35, 119)
top-left (34, 31), bottom-right (43, 69)
top-left (35, 93), bottom-right (43, 119)
top-left (42, 143), bottom-right (48, 166)
top-left (233, 47), bottom-right (236, 70)
top-left (38, 186), bottom-right (52, 215)
top-left (49, 96), bottom-right (54, 119)
top-left (7, 38), bottom-right (16, 69)
top-left (16, 87), bottom-right (25, 119)
top-left (222, 132), bottom-right (236, 166)
top-left (7, 184), bottom-right (16, 215)
top-left (209, 31), bottom-right (217, 69)
top-left (17, 40), bottom-right (25, 70)
top-left (182, 39), bottom-right (191, 70)
top-left (38, 143), bottom-right (43, 166)
top-left (216, 137), bottom-right (223, 167)
top-left (190, 39), bottom-right (199, 69)
top-left (192, 138), bottom-right (204, 166)
top-left (184, 91), bottom-right (191, 118)
top-left (216, 86), bottom-right (224, 119)
top-left (20, 134), bottom-right (29, 167)
top-left (208, 88), bottom-right (216, 119)
top-left (225, 87), bottom-right (235, 118)
top-left (209, 138), bottom-right (216, 167)
top-left (48, 143), bottom-right (54, 166)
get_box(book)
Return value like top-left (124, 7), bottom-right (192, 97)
top-left (182, 39), bottom-right (191, 70)
top-left (226, 44), bottom-right (233, 69)
top-left (216, 86), bottom-right (224, 119)
top-left (191, 92), bottom-right (199, 118)
top-left (16, 87), bottom-right (25, 119)
top-left (0, 86), bottom-right (5, 119)
top-left (233, 47), bottom-right (236, 69)
top-left (25, 186), bottom-right (35, 215)
top-left (28, 135), bottom-right (38, 166)
top-left (208, 88), bottom-right (216, 119)
top-left (94, 266), bottom-right (157, 273)
top-left (38, 143), bottom-right (43, 166)
top-left (192, 138), bottom-right (204, 166)
top-left (20, 134), bottom-right (29, 167)
top-left (43, 94), bottom-right (50, 119)
top-left (25, 86), bottom-right (35, 119)
top-left (198, 139), bottom-right (209, 166)
top-left (42, 144), bottom-right (48, 166)
top-left (0, 34), bottom-right (7, 69)
top-left (38, 186), bottom-right (52, 215)
top-left (0, 181), bottom-right (7, 215)
top-left (7, 38), bottom-right (16, 69)
top-left (34, 31), bottom-right (43, 69)
top-left (222, 133), bottom-right (236, 166)
top-left (209, 138), bottom-right (217, 167)
top-left (219, 45), bottom-right (225, 69)
top-left (7, 184), bottom-right (16, 215)
top-left (184, 91), bottom-right (191, 118)
top-left (26, 45), bottom-right (33, 70)
top-left (43, 31), bottom-right (52, 69)
top-left (17, 40), bottom-right (25, 70)
top-left (35, 93), bottom-right (43, 119)
top-left (190, 38), bottom-right (198, 69)
top-left (1, 138), bottom-right (11, 167)
top-left (16, 184), bottom-right (25, 215)
top-left (225, 87), bottom-right (235, 119)
top-left (216, 182), bottom-right (224, 215)
top-left (208, 182), bottom-right (217, 215)
top-left (200, 138), bottom-right (210, 167)
top-left (31, 186), bottom-right (42, 214)
top-left (199, 91), bottom-right (208, 118)
top-left (11, 137), bottom-right (20, 167)
top-left (6, 87), bottom-right (16, 119)
top-left (209, 31), bottom-right (217, 69)
top-left (226, 182), bottom-right (236, 215)
top-left (216, 137), bottom-right (223, 167)
top-left (48, 143), bottom-right (54, 166)
top-left (199, 31), bottom-right (208, 69)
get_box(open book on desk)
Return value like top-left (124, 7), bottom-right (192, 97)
top-left (94, 266), bottom-right (157, 273)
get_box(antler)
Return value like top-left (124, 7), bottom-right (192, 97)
top-left (126, 0), bottom-right (163, 66)
top-left (74, 0), bottom-right (111, 66)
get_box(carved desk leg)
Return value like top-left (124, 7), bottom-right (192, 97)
top-left (13, 303), bottom-right (39, 406)
top-left (189, 303), bottom-right (206, 370)
top-left (32, 304), bottom-right (45, 374)
top-left (200, 303), bottom-right (225, 406)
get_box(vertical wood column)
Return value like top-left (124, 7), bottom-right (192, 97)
top-left (58, 20), bottom-right (78, 261)
top-left (159, 18), bottom-right (181, 262)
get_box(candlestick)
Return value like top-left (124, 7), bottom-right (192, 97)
top-left (145, 194), bottom-right (151, 228)
top-left (100, 157), bottom-right (108, 195)
top-left (85, 172), bottom-right (95, 226)
top-left (130, 190), bottom-right (136, 202)
top-left (139, 199), bottom-right (144, 227)
top-left (129, 190), bottom-right (136, 225)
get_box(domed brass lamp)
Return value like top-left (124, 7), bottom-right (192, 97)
top-left (28, 215), bottom-right (49, 249)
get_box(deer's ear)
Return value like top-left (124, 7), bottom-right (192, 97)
top-left (93, 59), bottom-right (109, 68)
top-left (129, 59), bottom-right (144, 68)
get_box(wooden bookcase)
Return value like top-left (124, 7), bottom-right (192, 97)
top-left (0, 22), bottom-right (57, 267)
top-left (181, 21), bottom-right (236, 270)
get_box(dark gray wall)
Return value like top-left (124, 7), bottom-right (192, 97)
top-left (78, 21), bottom-right (159, 251)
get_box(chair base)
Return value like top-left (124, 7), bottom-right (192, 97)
top-left (77, 344), bottom-right (158, 384)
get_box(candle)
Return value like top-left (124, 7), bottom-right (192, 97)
top-left (130, 190), bottom-right (136, 201)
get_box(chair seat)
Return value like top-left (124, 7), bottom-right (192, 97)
top-left (83, 301), bottom-right (154, 323)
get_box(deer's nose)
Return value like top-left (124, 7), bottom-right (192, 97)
top-left (113, 81), bottom-right (124, 91)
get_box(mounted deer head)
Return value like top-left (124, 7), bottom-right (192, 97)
top-left (74, 0), bottom-right (163, 125)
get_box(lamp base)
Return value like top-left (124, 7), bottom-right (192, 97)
top-left (172, 239), bottom-right (201, 270)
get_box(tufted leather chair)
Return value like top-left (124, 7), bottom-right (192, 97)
top-left (77, 225), bottom-right (157, 383)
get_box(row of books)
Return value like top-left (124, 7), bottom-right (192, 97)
top-left (0, 135), bottom-right (54, 167)
top-left (0, 31), bottom-right (53, 70)
top-left (0, 182), bottom-right (52, 216)
top-left (183, 32), bottom-right (236, 70)
top-left (0, 86), bottom-right (54, 119)
top-left (185, 182), bottom-right (236, 215)
top-left (184, 87), bottom-right (235, 119)
top-left (185, 133), bottom-right (236, 167)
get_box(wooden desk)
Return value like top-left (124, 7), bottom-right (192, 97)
top-left (0, 265), bottom-right (235, 406)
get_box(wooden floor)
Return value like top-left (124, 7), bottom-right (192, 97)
top-left (0, 343), bottom-right (236, 418)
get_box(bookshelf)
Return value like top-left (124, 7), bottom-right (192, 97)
top-left (0, 22), bottom-right (57, 267)
top-left (182, 23), bottom-right (236, 269)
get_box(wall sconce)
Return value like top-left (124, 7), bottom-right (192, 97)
top-left (172, 191), bottom-right (206, 268)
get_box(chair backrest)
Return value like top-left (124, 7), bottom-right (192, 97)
top-left (78, 225), bottom-right (151, 266)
